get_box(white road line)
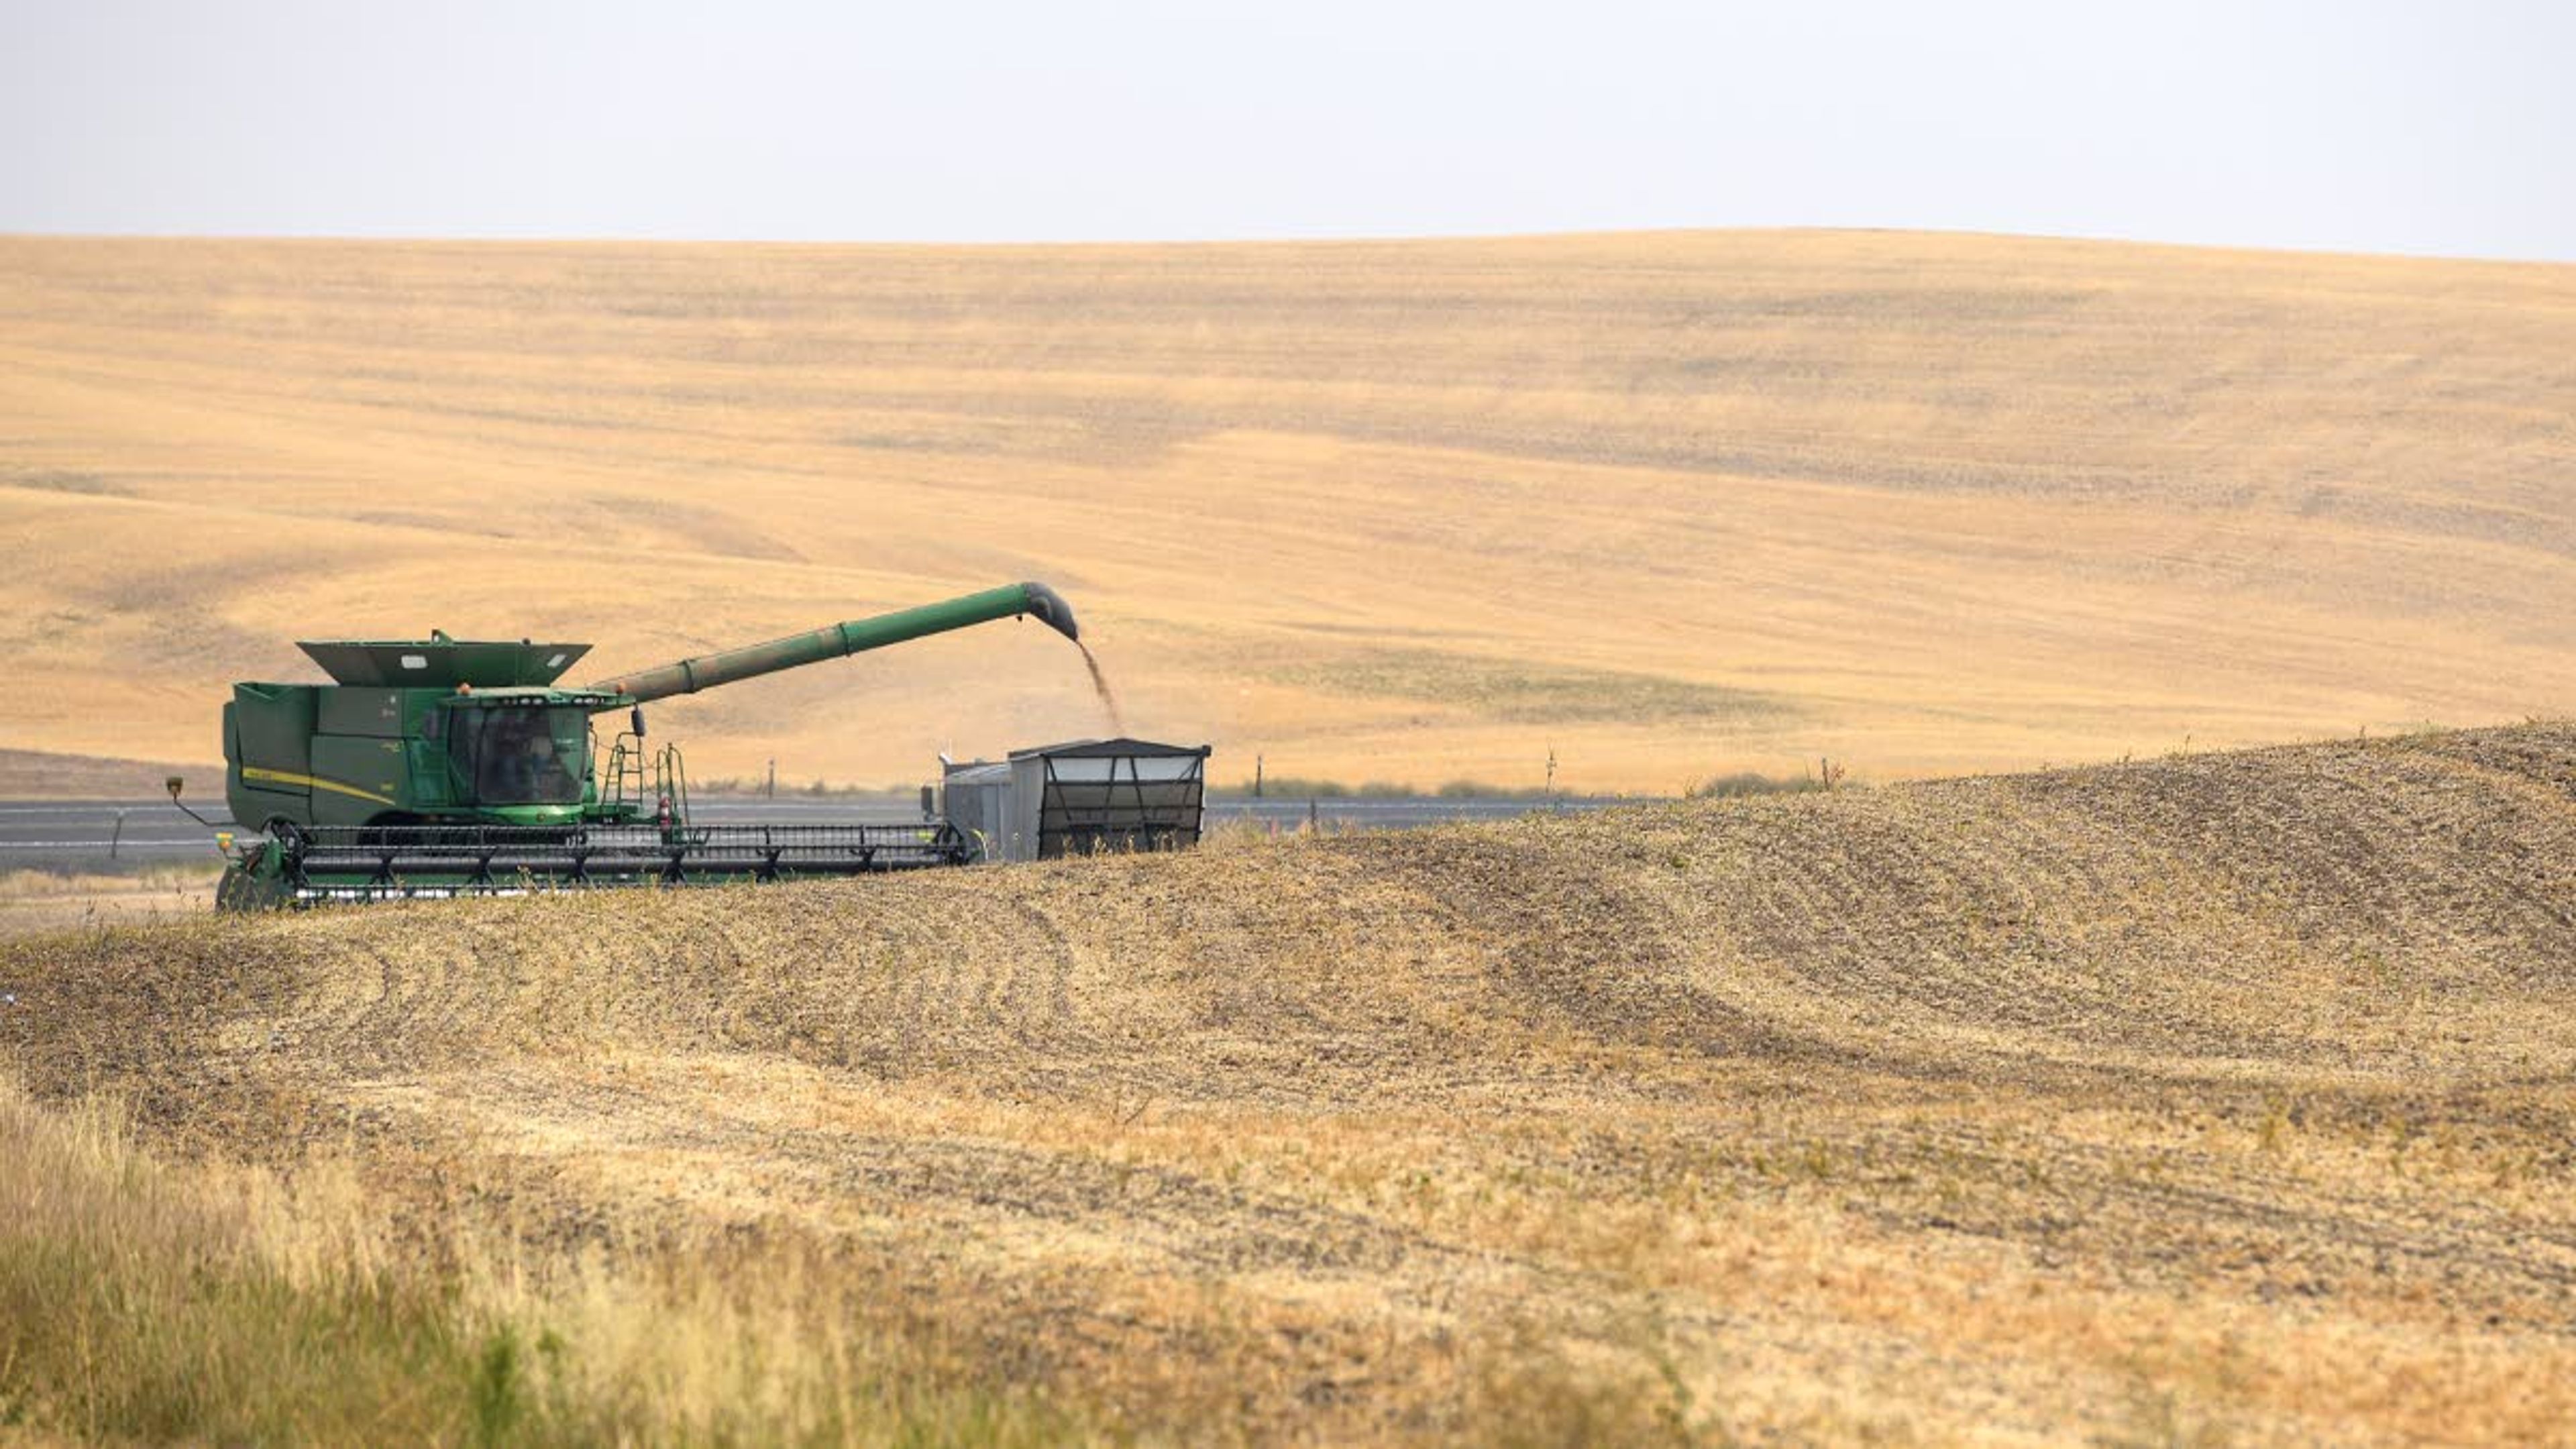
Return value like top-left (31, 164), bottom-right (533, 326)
top-left (0, 826), bottom-right (234, 837)
top-left (0, 806), bottom-right (192, 816)
top-left (0, 841), bottom-right (222, 851)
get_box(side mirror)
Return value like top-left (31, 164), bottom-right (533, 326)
top-left (166, 775), bottom-right (220, 830)
top-left (631, 706), bottom-right (647, 739)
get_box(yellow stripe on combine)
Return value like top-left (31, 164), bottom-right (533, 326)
top-left (240, 766), bottom-right (397, 806)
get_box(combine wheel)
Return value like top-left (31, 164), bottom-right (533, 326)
top-left (216, 859), bottom-right (292, 912)
top-left (209, 820), bottom-right (303, 912)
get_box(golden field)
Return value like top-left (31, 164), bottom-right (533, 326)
top-left (1, 230), bottom-right (2571, 792)
top-left (4, 724), bottom-right (2573, 1442)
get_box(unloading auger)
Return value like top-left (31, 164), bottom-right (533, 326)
top-left (202, 583), bottom-right (1079, 909)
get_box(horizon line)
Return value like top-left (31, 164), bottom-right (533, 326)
top-left (1, 223), bottom-right (2570, 270)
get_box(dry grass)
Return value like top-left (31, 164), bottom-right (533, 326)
top-left (0, 749), bottom-right (201, 801)
top-left (0, 866), bottom-right (219, 941)
top-left (0, 231), bottom-right (2571, 790)
top-left (0, 1079), bottom-right (1104, 1446)
top-left (5, 724), bottom-right (2573, 1443)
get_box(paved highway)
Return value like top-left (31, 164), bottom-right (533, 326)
top-left (0, 795), bottom-right (1641, 873)
top-left (0, 800), bottom-right (236, 872)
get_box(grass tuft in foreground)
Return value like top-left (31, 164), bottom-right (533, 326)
top-left (0, 1077), bottom-right (1103, 1448)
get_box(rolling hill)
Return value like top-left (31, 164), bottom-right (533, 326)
top-left (1, 230), bottom-right (2571, 793)
top-left (5, 724), bottom-right (2573, 1440)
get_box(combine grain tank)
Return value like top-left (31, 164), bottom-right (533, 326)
top-left (942, 739), bottom-right (1210, 862)
top-left (205, 583), bottom-right (1081, 908)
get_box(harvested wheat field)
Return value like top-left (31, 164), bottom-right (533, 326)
top-left (0, 866), bottom-right (215, 941)
top-left (2, 231), bottom-right (2573, 792)
top-left (4, 722), bottom-right (2573, 1443)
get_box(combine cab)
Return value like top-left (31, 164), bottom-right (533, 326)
top-left (208, 582), bottom-right (1079, 908)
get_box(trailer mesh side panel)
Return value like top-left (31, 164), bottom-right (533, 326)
top-left (1036, 754), bottom-right (1205, 859)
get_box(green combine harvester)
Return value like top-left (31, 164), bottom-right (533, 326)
top-left (197, 582), bottom-right (1079, 909)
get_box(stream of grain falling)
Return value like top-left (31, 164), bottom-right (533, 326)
top-left (1077, 642), bottom-right (1128, 735)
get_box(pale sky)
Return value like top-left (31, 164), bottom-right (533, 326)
top-left (3, 0), bottom-right (2569, 260)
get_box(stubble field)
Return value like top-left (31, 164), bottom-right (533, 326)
top-left (3, 724), bottom-right (2572, 1443)
top-left (1, 230), bottom-right (2571, 791)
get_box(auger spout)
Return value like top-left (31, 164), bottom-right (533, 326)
top-left (590, 582), bottom-right (1079, 704)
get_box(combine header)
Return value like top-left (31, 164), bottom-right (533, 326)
top-left (203, 582), bottom-right (1079, 909)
